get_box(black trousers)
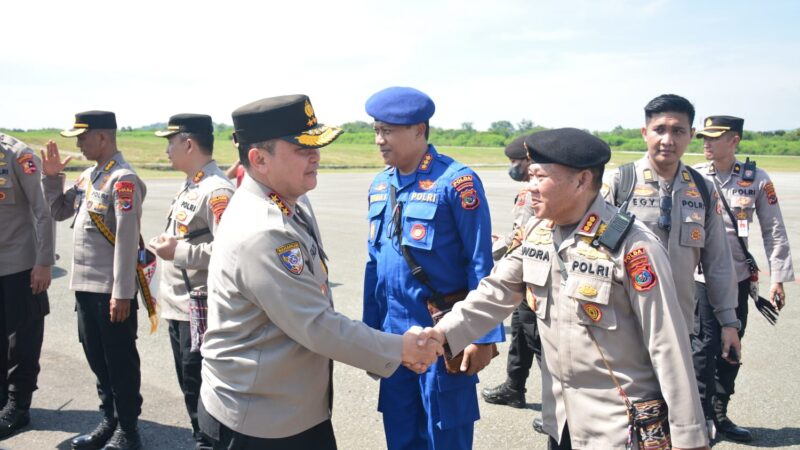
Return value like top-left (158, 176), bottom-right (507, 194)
top-left (505, 300), bottom-right (542, 391)
top-left (168, 319), bottom-right (204, 433)
top-left (0, 269), bottom-right (48, 404)
top-left (715, 279), bottom-right (749, 401)
top-left (548, 423), bottom-right (572, 450)
top-left (75, 291), bottom-right (142, 428)
top-left (691, 281), bottom-right (721, 418)
top-left (198, 399), bottom-right (337, 450)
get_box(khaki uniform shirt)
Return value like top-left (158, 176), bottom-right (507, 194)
top-left (44, 152), bottom-right (146, 299)
top-left (158, 161), bottom-right (234, 321)
top-left (438, 194), bottom-right (707, 449)
top-left (493, 186), bottom-right (534, 261)
top-left (602, 157), bottom-right (737, 328)
top-left (0, 134), bottom-right (55, 276)
top-left (693, 160), bottom-right (795, 284)
top-left (200, 175), bottom-right (403, 439)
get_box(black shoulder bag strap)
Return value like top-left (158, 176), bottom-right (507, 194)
top-left (709, 175), bottom-right (778, 324)
top-left (177, 227), bottom-right (211, 293)
top-left (685, 167), bottom-right (712, 220)
top-left (389, 184), bottom-right (447, 309)
top-left (615, 163), bottom-right (636, 212)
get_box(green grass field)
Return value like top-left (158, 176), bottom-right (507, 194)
top-left (6, 130), bottom-right (800, 178)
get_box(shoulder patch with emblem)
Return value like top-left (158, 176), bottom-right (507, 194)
top-left (276, 241), bottom-right (304, 275)
top-left (114, 181), bottom-right (135, 212)
top-left (459, 188), bottom-right (480, 210)
top-left (210, 195), bottom-right (230, 224)
top-left (624, 247), bottom-right (658, 292)
top-left (451, 175), bottom-right (474, 191)
top-left (764, 182), bottom-right (778, 205)
top-left (16, 153), bottom-right (37, 175)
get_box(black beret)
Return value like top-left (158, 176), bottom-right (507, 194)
top-left (155, 113), bottom-right (214, 138)
top-left (61, 111), bottom-right (117, 137)
top-left (695, 115), bottom-right (744, 138)
top-left (504, 135), bottom-right (528, 159)
top-left (232, 94), bottom-right (343, 149)
top-left (524, 128), bottom-right (610, 168)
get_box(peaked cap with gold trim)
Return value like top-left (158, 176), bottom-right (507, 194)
top-left (61, 111), bottom-right (117, 137)
top-left (695, 115), bottom-right (744, 138)
top-left (232, 94), bottom-right (343, 149)
top-left (155, 113), bottom-right (214, 138)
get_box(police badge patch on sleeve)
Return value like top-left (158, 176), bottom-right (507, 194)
top-left (114, 181), bottom-right (135, 212)
top-left (276, 241), bottom-right (304, 275)
top-left (16, 153), bottom-right (37, 175)
top-left (624, 247), bottom-right (658, 292)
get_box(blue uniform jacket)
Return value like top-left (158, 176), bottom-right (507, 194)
top-left (363, 145), bottom-right (504, 428)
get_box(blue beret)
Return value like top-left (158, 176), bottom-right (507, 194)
top-left (365, 87), bottom-right (435, 125)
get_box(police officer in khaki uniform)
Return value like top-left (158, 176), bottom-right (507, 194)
top-left (425, 128), bottom-right (708, 449)
top-left (198, 95), bottom-right (441, 449)
top-left (483, 135), bottom-right (542, 410)
top-left (694, 115), bottom-right (795, 442)
top-left (602, 95), bottom-right (741, 436)
top-left (0, 133), bottom-right (55, 439)
top-left (148, 114), bottom-right (233, 450)
top-left (42, 111), bottom-right (146, 450)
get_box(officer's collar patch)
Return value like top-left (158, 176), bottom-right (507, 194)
top-left (643, 169), bottom-right (655, 182)
top-left (578, 213), bottom-right (600, 236)
top-left (192, 171), bottom-right (204, 184)
top-left (372, 182), bottom-right (387, 192)
top-left (102, 159), bottom-right (117, 172)
top-left (681, 169), bottom-right (691, 183)
top-left (418, 152), bottom-right (433, 172)
top-left (276, 241), bottom-right (304, 275)
top-left (733, 163), bottom-right (741, 175)
top-left (268, 192), bottom-right (292, 217)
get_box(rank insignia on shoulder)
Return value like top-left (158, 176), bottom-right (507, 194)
top-left (624, 247), bottom-right (657, 292)
top-left (643, 169), bottom-right (654, 182)
top-left (765, 182), bottom-right (778, 205)
top-left (193, 171), bottom-right (204, 184)
top-left (16, 153), bottom-right (37, 175)
top-left (582, 302), bottom-right (603, 322)
top-left (681, 170), bottom-right (691, 182)
top-left (103, 160), bottom-right (116, 172)
top-left (580, 214), bottom-right (599, 234)
top-left (460, 188), bottom-right (480, 210)
top-left (114, 181), bottom-right (135, 212)
top-left (276, 241), bottom-right (304, 275)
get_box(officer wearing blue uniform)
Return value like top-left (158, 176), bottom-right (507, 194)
top-left (363, 86), bottom-right (504, 449)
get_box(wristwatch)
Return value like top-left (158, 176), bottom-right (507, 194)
top-left (722, 320), bottom-right (742, 330)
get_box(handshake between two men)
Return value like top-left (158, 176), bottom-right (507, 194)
top-left (401, 326), bottom-right (479, 375)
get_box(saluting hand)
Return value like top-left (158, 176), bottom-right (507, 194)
top-left (41, 140), bottom-right (73, 176)
top-left (110, 298), bottom-right (131, 322)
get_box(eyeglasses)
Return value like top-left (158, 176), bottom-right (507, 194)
top-left (658, 196), bottom-right (672, 232)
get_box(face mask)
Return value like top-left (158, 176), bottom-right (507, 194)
top-left (508, 163), bottom-right (527, 182)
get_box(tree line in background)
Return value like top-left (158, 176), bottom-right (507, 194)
top-left (4, 119), bottom-right (800, 155)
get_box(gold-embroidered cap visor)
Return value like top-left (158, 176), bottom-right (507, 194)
top-left (60, 123), bottom-right (90, 137)
top-left (281, 123), bottom-right (344, 149)
top-left (695, 127), bottom-right (731, 139)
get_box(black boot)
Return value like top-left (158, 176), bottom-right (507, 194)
top-left (712, 395), bottom-right (752, 442)
top-left (103, 425), bottom-right (142, 450)
top-left (71, 417), bottom-right (117, 449)
top-left (0, 399), bottom-right (31, 439)
top-left (481, 381), bottom-right (526, 408)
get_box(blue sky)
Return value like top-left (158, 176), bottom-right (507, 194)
top-left (2, 0), bottom-right (798, 131)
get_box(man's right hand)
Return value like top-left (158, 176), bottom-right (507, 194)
top-left (401, 326), bottom-right (442, 374)
top-left (41, 140), bottom-right (72, 176)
